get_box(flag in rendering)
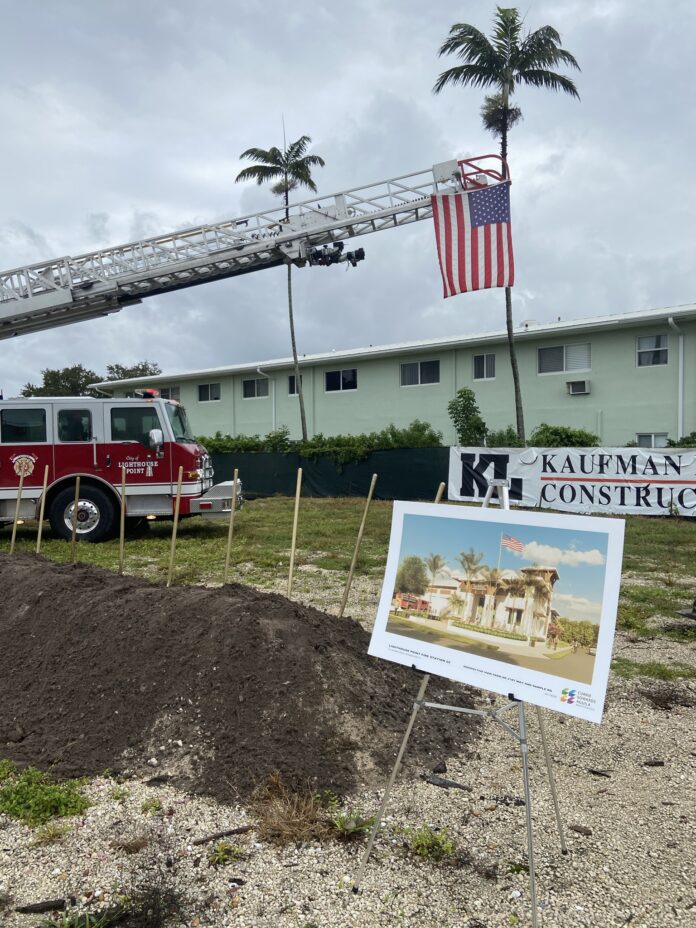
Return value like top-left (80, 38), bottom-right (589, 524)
top-left (431, 181), bottom-right (514, 297)
top-left (501, 533), bottom-right (524, 553)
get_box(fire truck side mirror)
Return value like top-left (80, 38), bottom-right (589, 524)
top-left (148, 428), bottom-right (164, 451)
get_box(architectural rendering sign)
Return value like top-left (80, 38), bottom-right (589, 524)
top-left (448, 447), bottom-right (696, 516)
top-left (369, 501), bottom-right (625, 722)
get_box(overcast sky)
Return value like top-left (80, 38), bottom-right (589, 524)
top-left (1, 0), bottom-right (694, 398)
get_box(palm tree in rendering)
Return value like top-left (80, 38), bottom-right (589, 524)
top-left (457, 547), bottom-right (484, 623)
top-left (235, 135), bottom-right (326, 441)
top-left (434, 7), bottom-right (580, 443)
top-left (424, 553), bottom-right (446, 616)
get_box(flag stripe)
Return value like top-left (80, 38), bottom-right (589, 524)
top-left (442, 196), bottom-right (456, 297)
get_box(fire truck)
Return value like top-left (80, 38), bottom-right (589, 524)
top-left (0, 392), bottom-right (240, 542)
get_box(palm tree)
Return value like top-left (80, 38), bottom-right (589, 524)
top-left (424, 553), bottom-right (446, 615)
top-left (456, 547), bottom-right (483, 590)
top-left (235, 135), bottom-right (325, 441)
top-left (434, 7), bottom-right (580, 444)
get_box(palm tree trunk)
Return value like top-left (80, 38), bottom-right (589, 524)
top-left (287, 263), bottom-right (309, 441)
top-left (500, 91), bottom-right (526, 444)
top-left (505, 285), bottom-right (525, 444)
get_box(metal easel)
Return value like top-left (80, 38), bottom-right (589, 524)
top-left (353, 479), bottom-right (568, 928)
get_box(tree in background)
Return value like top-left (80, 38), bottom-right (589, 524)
top-left (21, 364), bottom-right (101, 397)
top-left (105, 361), bottom-right (161, 381)
top-left (448, 387), bottom-right (487, 446)
top-left (235, 135), bottom-right (325, 441)
top-left (434, 6), bottom-right (580, 443)
top-left (395, 555), bottom-right (429, 596)
top-left (21, 361), bottom-right (161, 397)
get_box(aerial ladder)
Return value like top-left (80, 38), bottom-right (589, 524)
top-left (0, 155), bottom-right (504, 340)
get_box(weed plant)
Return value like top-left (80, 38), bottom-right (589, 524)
top-left (32, 821), bottom-right (71, 845)
top-left (207, 839), bottom-right (246, 866)
top-left (0, 766), bottom-right (89, 826)
top-left (329, 810), bottom-right (375, 841)
top-left (403, 825), bottom-right (457, 862)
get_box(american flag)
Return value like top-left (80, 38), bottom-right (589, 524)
top-left (431, 181), bottom-right (514, 298)
top-left (501, 533), bottom-right (524, 554)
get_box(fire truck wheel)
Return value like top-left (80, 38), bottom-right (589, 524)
top-left (49, 485), bottom-right (118, 543)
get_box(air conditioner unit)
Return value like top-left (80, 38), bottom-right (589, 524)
top-left (567, 380), bottom-right (590, 395)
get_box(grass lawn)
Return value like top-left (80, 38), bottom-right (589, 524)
top-left (1, 497), bottom-right (394, 588)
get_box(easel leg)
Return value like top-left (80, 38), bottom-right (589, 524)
top-left (352, 673), bottom-right (430, 893)
top-left (535, 705), bottom-right (568, 854)
top-left (517, 702), bottom-right (539, 928)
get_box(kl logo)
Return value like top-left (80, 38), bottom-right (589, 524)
top-left (560, 688), bottom-right (576, 704)
top-left (459, 453), bottom-right (523, 501)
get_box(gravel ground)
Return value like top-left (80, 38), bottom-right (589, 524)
top-left (1, 569), bottom-right (695, 928)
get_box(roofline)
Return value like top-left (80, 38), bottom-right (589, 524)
top-left (90, 302), bottom-right (696, 388)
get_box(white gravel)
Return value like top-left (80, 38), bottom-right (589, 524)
top-left (1, 571), bottom-right (695, 928)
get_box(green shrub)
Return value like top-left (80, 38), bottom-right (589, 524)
top-left (450, 621), bottom-right (527, 641)
top-left (447, 388), bottom-right (487, 445)
top-left (197, 419), bottom-right (443, 465)
top-left (667, 432), bottom-right (696, 448)
top-left (529, 423), bottom-right (599, 447)
top-left (0, 767), bottom-right (90, 826)
top-left (486, 425), bottom-right (524, 447)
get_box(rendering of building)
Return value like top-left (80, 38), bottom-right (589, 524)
top-left (93, 303), bottom-right (696, 446)
top-left (424, 566), bottom-right (560, 642)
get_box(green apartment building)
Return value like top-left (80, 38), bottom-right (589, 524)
top-left (95, 304), bottom-right (696, 447)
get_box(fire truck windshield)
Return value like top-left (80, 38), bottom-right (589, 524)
top-left (165, 402), bottom-right (196, 442)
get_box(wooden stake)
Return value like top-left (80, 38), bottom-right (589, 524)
top-left (70, 476), bottom-right (81, 564)
top-left (166, 466), bottom-right (184, 588)
top-left (223, 468), bottom-right (239, 585)
top-left (434, 481), bottom-right (446, 504)
top-left (287, 467), bottom-right (303, 597)
top-left (35, 465), bottom-right (50, 555)
top-left (9, 472), bottom-right (25, 554)
top-left (338, 473), bottom-right (378, 619)
top-left (118, 466), bottom-right (126, 575)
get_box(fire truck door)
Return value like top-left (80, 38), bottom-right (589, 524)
top-left (53, 404), bottom-right (103, 481)
top-left (0, 404), bottom-right (54, 499)
top-left (102, 403), bottom-right (172, 502)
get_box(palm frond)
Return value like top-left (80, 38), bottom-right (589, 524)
top-left (286, 135), bottom-right (312, 162)
top-left (517, 68), bottom-right (580, 98)
top-left (234, 164), bottom-right (285, 185)
top-left (481, 94), bottom-right (523, 137)
top-left (238, 146), bottom-right (276, 164)
top-left (433, 63), bottom-right (499, 94)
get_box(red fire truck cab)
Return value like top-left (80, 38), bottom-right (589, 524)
top-left (0, 395), bottom-right (241, 542)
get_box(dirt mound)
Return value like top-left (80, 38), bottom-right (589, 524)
top-left (0, 553), bottom-right (478, 801)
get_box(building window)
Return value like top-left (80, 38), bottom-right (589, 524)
top-left (636, 433), bottom-right (669, 448)
top-left (288, 374), bottom-right (303, 395)
top-left (538, 343), bottom-right (591, 374)
top-left (325, 368), bottom-right (357, 392)
top-left (242, 378), bottom-right (269, 399)
top-left (58, 409), bottom-right (92, 442)
top-left (473, 353), bottom-right (496, 380)
top-left (636, 335), bottom-right (668, 367)
top-left (400, 359), bottom-right (440, 386)
top-left (159, 386), bottom-right (180, 401)
top-left (198, 382), bottom-right (221, 402)
top-left (0, 408), bottom-right (47, 443)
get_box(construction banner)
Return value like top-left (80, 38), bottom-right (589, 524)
top-left (448, 447), bottom-right (696, 517)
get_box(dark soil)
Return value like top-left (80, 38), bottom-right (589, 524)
top-left (0, 553), bottom-right (479, 801)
